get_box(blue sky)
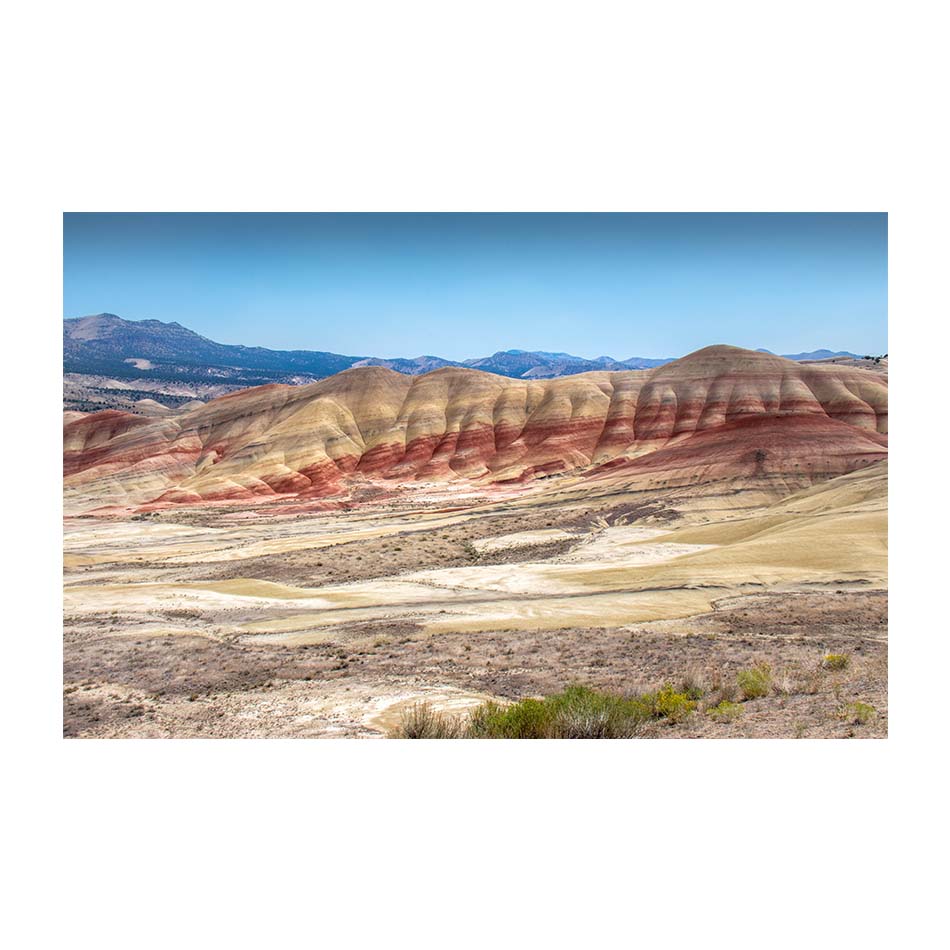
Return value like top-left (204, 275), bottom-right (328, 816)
top-left (63, 213), bottom-right (887, 359)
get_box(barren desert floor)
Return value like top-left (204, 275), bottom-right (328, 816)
top-left (64, 464), bottom-right (887, 738)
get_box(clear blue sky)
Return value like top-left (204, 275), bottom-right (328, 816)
top-left (63, 213), bottom-right (887, 359)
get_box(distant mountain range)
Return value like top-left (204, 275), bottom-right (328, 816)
top-left (63, 314), bottom-right (680, 386)
top-left (756, 348), bottom-right (865, 361)
top-left (62, 314), bottom-right (865, 412)
top-left (353, 349), bottom-right (672, 378)
top-left (64, 313), bottom-right (358, 385)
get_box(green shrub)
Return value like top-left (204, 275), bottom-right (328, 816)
top-left (650, 686), bottom-right (697, 723)
top-left (737, 664), bottom-right (772, 700)
top-left (466, 686), bottom-right (652, 739)
top-left (839, 701), bottom-right (876, 725)
top-left (549, 686), bottom-right (653, 738)
top-left (707, 700), bottom-right (743, 723)
top-left (466, 701), bottom-right (512, 737)
top-left (465, 697), bottom-right (557, 738)
top-left (823, 653), bottom-right (850, 671)
top-left (492, 698), bottom-right (554, 738)
top-left (397, 682), bottom-right (715, 740)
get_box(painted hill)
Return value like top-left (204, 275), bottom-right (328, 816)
top-left (64, 344), bottom-right (888, 513)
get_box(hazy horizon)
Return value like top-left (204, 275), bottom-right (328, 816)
top-left (63, 212), bottom-right (888, 360)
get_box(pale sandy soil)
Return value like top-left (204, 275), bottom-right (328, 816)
top-left (63, 463), bottom-right (887, 738)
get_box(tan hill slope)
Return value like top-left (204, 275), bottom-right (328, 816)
top-left (63, 345), bottom-right (888, 513)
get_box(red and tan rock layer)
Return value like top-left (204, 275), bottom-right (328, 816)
top-left (63, 346), bottom-right (888, 513)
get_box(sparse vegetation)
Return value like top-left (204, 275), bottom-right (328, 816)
top-left (708, 668), bottom-right (738, 704)
top-left (392, 684), bottom-right (706, 739)
top-left (469, 687), bottom-right (655, 738)
top-left (772, 667), bottom-right (796, 696)
top-left (649, 685), bottom-right (697, 723)
top-left (707, 700), bottom-right (743, 723)
top-left (677, 668), bottom-right (706, 701)
top-left (797, 667), bottom-right (824, 695)
top-left (468, 698), bottom-right (554, 738)
top-left (838, 701), bottom-right (876, 725)
top-left (395, 702), bottom-right (465, 738)
top-left (737, 664), bottom-right (772, 700)
top-left (823, 653), bottom-right (850, 671)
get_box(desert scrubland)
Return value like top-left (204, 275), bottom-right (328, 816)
top-left (63, 347), bottom-right (887, 738)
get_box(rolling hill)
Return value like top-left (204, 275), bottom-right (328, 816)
top-left (64, 344), bottom-right (887, 514)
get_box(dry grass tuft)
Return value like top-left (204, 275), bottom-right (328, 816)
top-left (707, 700), bottom-right (743, 723)
top-left (737, 663), bottom-right (772, 701)
top-left (707, 667), bottom-right (738, 706)
top-left (391, 702), bottom-right (464, 739)
top-left (676, 666), bottom-right (707, 701)
top-left (838, 701), bottom-right (877, 725)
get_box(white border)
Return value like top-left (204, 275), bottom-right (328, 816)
top-left (5, 2), bottom-right (946, 947)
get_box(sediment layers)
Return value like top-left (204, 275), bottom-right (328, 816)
top-left (63, 345), bottom-right (888, 512)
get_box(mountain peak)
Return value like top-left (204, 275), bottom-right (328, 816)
top-left (62, 314), bottom-right (873, 418)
